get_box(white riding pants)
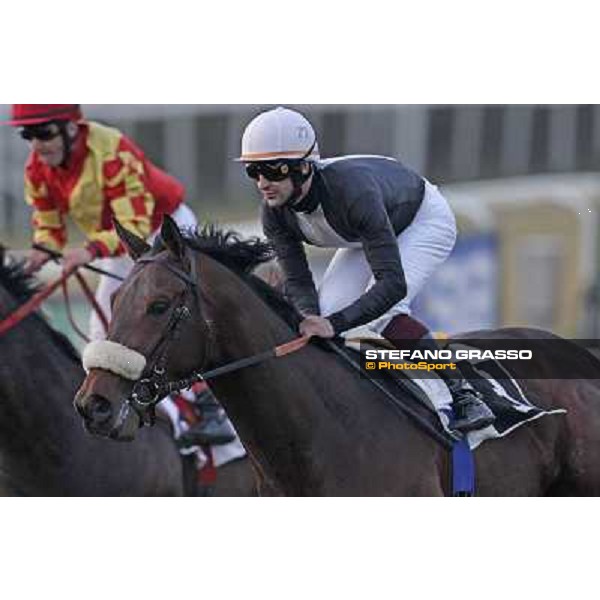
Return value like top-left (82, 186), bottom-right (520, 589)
top-left (319, 182), bottom-right (457, 334)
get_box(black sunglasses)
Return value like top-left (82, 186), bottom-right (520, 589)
top-left (20, 125), bottom-right (61, 142)
top-left (245, 162), bottom-right (294, 182)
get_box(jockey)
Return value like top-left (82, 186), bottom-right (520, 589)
top-left (239, 106), bottom-right (495, 434)
top-left (8, 104), bottom-right (236, 447)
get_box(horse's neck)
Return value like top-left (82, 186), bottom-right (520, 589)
top-left (0, 311), bottom-right (83, 479)
top-left (202, 259), bottom-right (414, 495)
top-left (202, 261), bottom-right (294, 362)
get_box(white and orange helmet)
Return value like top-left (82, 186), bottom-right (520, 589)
top-left (239, 107), bottom-right (320, 163)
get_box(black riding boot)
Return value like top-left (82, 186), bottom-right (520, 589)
top-left (178, 390), bottom-right (237, 447)
top-left (383, 315), bottom-right (496, 434)
top-left (437, 369), bottom-right (496, 433)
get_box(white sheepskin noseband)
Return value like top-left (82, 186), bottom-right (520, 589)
top-left (82, 341), bottom-right (147, 381)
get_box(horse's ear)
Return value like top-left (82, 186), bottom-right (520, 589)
top-left (161, 215), bottom-right (187, 261)
top-left (113, 218), bottom-right (151, 261)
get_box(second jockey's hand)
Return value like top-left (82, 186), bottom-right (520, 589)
top-left (299, 315), bottom-right (335, 340)
top-left (62, 247), bottom-right (95, 273)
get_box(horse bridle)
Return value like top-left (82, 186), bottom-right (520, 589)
top-left (107, 249), bottom-right (310, 431)
top-left (82, 246), bottom-right (310, 437)
top-left (113, 250), bottom-right (214, 431)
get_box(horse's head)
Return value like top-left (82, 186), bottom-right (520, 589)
top-left (75, 216), bottom-right (213, 441)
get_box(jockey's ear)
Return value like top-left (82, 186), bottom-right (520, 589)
top-left (161, 215), bottom-right (186, 261)
top-left (113, 219), bottom-right (151, 261)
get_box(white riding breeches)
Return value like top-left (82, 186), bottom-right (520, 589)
top-left (319, 182), bottom-right (457, 334)
top-left (89, 203), bottom-right (198, 342)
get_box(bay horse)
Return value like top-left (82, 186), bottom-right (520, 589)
top-left (75, 217), bottom-right (600, 496)
top-left (0, 247), bottom-right (255, 496)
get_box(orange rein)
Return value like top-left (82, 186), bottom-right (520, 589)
top-left (275, 335), bottom-right (312, 357)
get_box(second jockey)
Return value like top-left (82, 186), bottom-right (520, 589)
top-left (8, 103), bottom-right (236, 447)
top-left (239, 106), bottom-right (495, 434)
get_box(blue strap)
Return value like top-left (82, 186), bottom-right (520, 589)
top-left (452, 439), bottom-right (476, 497)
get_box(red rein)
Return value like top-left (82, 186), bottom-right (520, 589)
top-left (0, 267), bottom-right (109, 340)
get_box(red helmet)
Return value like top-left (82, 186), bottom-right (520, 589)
top-left (8, 104), bottom-right (82, 127)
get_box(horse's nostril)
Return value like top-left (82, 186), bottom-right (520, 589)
top-left (89, 395), bottom-right (113, 424)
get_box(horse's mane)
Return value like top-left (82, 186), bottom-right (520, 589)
top-left (0, 246), bottom-right (81, 362)
top-left (0, 246), bottom-right (42, 303)
top-left (152, 225), bottom-right (302, 330)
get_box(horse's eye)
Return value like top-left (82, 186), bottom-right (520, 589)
top-left (147, 300), bottom-right (171, 316)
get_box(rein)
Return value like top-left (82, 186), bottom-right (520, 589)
top-left (104, 249), bottom-right (312, 431)
top-left (134, 335), bottom-right (310, 407)
top-left (0, 266), bottom-right (108, 340)
top-left (0, 245), bottom-right (119, 341)
top-left (119, 335), bottom-right (311, 429)
top-left (32, 244), bottom-right (126, 282)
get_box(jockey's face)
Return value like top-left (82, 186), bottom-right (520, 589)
top-left (256, 174), bottom-right (295, 208)
top-left (22, 122), bottom-right (65, 167)
top-left (22, 121), bottom-right (78, 167)
top-left (250, 162), bottom-right (312, 208)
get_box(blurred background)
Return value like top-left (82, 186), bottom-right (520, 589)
top-left (1, 104), bottom-right (599, 344)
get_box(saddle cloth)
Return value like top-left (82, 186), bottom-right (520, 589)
top-left (344, 328), bottom-right (566, 451)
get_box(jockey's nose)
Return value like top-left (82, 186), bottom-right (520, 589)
top-left (257, 175), bottom-right (271, 189)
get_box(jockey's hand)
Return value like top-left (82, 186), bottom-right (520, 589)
top-left (25, 248), bottom-right (52, 275)
top-left (299, 316), bottom-right (335, 340)
top-left (62, 247), bottom-right (95, 273)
